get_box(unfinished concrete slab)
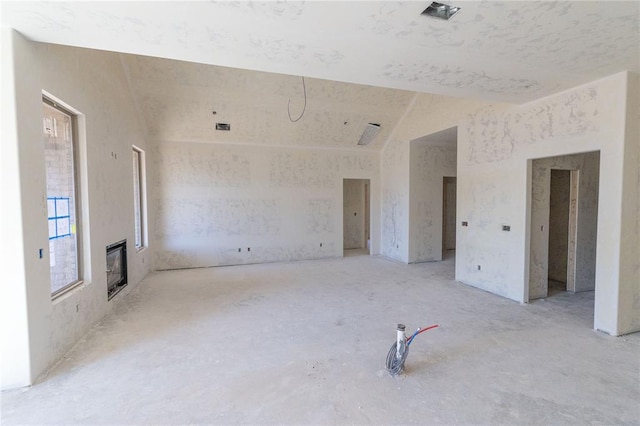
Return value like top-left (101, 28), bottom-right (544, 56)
top-left (2, 255), bottom-right (638, 424)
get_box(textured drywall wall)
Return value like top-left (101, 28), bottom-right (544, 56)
top-left (381, 94), bottom-right (495, 263)
top-left (409, 138), bottom-right (457, 263)
top-left (529, 153), bottom-right (600, 299)
top-left (618, 71), bottom-right (640, 334)
top-left (456, 72), bottom-right (632, 335)
top-left (1, 29), bottom-right (31, 390)
top-left (343, 179), bottom-right (366, 250)
top-left (153, 142), bottom-right (379, 270)
top-left (3, 35), bottom-right (151, 388)
top-left (548, 170), bottom-right (571, 283)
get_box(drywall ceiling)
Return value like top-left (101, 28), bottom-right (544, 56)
top-left (121, 53), bottom-right (415, 149)
top-left (2, 1), bottom-right (639, 104)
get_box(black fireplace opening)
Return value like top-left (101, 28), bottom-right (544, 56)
top-left (106, 239), bottom-right (128, 300)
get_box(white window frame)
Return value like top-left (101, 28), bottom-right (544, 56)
top-left (43, 96), bottom-right (84, 299)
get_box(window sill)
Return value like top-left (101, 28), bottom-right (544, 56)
top-left (51, 280), bottom-right (84, 303)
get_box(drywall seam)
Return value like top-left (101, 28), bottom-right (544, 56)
top-left (380, 92), bottom-right (419, 152)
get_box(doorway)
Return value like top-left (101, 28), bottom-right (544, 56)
top-left (442, 177), bottom-right (457, 259)
top-left (343, 178), bottom-right (371, 256)
top-left (529, 151), bottom-right (600, 305)
top-left (547, 169), bottom-right (579, 296)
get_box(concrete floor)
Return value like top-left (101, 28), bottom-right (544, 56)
top-left (2, 254), bottom-right (639, 424)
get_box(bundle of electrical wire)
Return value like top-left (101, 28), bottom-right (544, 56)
top-left (385, 325), bottom-right (439, 376)
top-left (386, 338), bottom-right (409, 376)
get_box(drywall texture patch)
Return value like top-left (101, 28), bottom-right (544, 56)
top-left (529, 152), bottom-right (600, 300)
top-left (409, 139), bottom-right (457, 263)
top-left (155, 144), bottom-right (251, 187)
top-left (154, 142), bottom-right (379, 270)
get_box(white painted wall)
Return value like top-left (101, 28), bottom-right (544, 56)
top-left (409, 138), bottom-right (457, 263)
top-left (1, 33), bottom-right (152, 389)
top-left (618, 71), bottom-right (640, 334)
top-left (343, 179), bottom-right (366, 250)
top-left (1, 28), bottom-right (31, 390)
top-left (153, 142), bottom-right (380, 270)
top-left (456, 72), bottom-right (637, 335)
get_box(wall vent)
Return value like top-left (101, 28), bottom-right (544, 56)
top-left (215, 123), bottom-right (231, 131)
top-left (421, 2), bottom-right (460, 20)
top-left (358, 123), bottom-right (381, 146)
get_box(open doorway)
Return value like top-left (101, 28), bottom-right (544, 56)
top-left (529, 151), bottom-right (600, 326)
top-left (408, 126), bottom-right (457, 264)
top-left (442, 177), bottom-right (457, 260)
top-left (343, 179), bottom-right (371, 257)
top-left (547, 169), bottom-right (579, 296)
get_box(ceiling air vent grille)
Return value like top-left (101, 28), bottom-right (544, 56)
top-left (215, 123), bottom-right (231, 131)
top-left (358, 123), bottom-right (381, 146)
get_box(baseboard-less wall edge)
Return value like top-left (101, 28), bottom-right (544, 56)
top-left (379, 255), bottom-right (409, 265)
top-left (596, 326), bottom-right (640, 337)
top-left (155, 254), bottom-right (343, 272)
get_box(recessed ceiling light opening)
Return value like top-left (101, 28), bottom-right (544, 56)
top-left (421, 2), bottom-right (461, 20)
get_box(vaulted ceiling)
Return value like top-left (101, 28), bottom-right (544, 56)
top-left (120, 54), bottom-right (416, 149)
top-left (3, 1), bottom-right (639, 149)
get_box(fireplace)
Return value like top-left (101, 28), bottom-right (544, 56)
top-left (106, 239), bottom-right (127, 300)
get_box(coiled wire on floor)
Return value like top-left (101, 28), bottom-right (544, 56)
top-left (386, 339), bottom-right (409, 376)
top-left (386, 324), bottom-right (439, 376)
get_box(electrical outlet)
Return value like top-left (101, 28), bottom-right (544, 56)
top-left (477, 265), bottom-right (481, 271)
top-left (247, 247), bottom-right (250, 252)
top-left (39, 248), bottom-right (43, 259)
top-left (462, 221), bottom-right (468, 227)
top-left (502, 225), bottom-right (510, 231)
top-left (320, 243), bottom-right (323, 247)
top-left (238, 248), bottom-right (241, 253)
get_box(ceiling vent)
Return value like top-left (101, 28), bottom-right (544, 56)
top-left (421, 2), bottom-right (460, 20)
top-left (358, 123), bottom-right (381, 146)
top-left (215, 123), bottom-right (231, 131)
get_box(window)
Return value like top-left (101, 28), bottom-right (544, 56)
top-left (43, 98), bottom-right (81, 297)
top-left (132, 146), bottom-right (146, 250)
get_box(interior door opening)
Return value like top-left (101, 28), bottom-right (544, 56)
top-left (547, 169), bottom-right (578, 296)
top-left (343, 178), bottom-right (371, 257)
top-left (528, 151), bottom-right (600, 328)
top-left (442, 176), bottom-right (457, 260)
